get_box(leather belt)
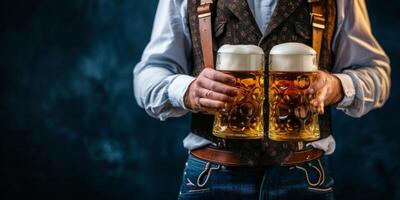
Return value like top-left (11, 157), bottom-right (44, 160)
top-left (191, 146), bottom-right (324, 167)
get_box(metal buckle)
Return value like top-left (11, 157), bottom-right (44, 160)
top-left (197, 3), bottom-right (212, 18)
top-left (310, 13), bottom-right (325, 29)
top-left (201, 0), bottom-right (213, 4)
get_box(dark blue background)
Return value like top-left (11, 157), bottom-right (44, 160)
top-left (1, 0), bottom-right (399, 199)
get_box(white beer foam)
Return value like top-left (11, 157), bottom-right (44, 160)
top-left (217, 45), bottom-right (264, 71)
top-left (269, 42), bottom-right (317, 72)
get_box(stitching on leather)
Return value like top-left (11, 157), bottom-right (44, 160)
top-left (188, 188), bottom-right (210, 193)
top-left (317, 158), bottom-right (325, 185)
top-left (309, 162), bottom-right (323, 185)
top-left (307, 186), bottom-right (332, 192)
top-left (294, 158), bottom-right (333, 192)
top-left (295, 164), bottom-right (321, 187)
top-left (196, 162), bottom-right (221, 187)
top-left (186, 178), bottom-right (196, 186)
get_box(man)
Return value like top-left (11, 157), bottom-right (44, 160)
top-left (134, 0), bottom-right (390, 199)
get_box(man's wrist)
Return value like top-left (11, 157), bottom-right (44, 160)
top-left (183, 85), bottom-right (193, 110)
top-left (183, 81), bottom-right (200, 113)
top-left (331, 74), bottom-right (344, 105)
top-left (167, 74), bottom-right (196, 110)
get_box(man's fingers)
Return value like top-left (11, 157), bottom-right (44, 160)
top-left (198, 78), bottom-right (238, 97)
top-left (317, 102), bottom-right (325, 114)
top-left (310, 87), bottom-right (327, 105)
top-left (198, 98), bottom-right (225, 109)
top-left (310, 99), bottom-right (325, 114)
top-left (310, 86), bottom-right (327, 114)
top-left (203, 68), bottom-right (236, 86)
top-left (200, 108), bottom-right (217, 115)
top-left (308, 71), bottom-right (326, 94)
top-left (197, 88), bottom-right (235, 103)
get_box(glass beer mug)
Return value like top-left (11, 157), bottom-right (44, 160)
top-left (212, 45), bottom-right (265, 139)
top-left (268, 42), bottom-right (320, 141)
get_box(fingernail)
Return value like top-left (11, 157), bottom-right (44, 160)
top-left (308, 88), bottom-right (315, 93)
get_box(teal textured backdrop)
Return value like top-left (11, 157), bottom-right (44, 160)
top-left (1, 0), bottom-right (399, 199)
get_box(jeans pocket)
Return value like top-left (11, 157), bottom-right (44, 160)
top-left (178, 154), bottom-right (220, 198)
top-left (293, 156), bottom-right (334, 194)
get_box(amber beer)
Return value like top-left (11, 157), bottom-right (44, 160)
top-left (212, 45), bottom-right (265, 139)
top-left (268, 42), bottom-right (320, 141)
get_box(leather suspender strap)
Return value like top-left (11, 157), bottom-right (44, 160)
top-left (197, 0), bottom-right (214, 69)
top-left (309, 0), bottom-right (326, 67)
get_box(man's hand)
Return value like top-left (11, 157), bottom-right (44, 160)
top-left (184, 68), bottom-right (239, 114)
top-left (308, 70), bottom-right (344, 114)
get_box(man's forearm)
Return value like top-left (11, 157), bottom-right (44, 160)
top-left (134, 65), bottom-right (194, 121)
top-left (334, 65), bottom-right (390, 118)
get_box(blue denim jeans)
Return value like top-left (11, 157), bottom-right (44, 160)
top-left (178, 152), bottom-right (334, 200)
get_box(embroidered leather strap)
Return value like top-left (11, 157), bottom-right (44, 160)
top-left (197, 0), bottom-right (214, 69)
top-left (309, 0), bottom-right (325, 66)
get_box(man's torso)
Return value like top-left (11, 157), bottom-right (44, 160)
top-left (186, 0), bottom-right (336, 164)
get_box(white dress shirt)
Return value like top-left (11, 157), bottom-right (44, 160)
top-left (133, 0), bottom-right (391, 154)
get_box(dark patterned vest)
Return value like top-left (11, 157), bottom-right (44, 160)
top-left (188, 0), bottom-right (336, 164)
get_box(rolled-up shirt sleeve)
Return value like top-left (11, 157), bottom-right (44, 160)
top-left (331, 0), bottom-right (391, 118)
top-left (133, 0), bottom-right (195, 121)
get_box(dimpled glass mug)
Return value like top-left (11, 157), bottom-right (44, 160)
top-left (212, 45), bottom-right (265, 139)
top-left (268, 42), bottom-right (320, 142)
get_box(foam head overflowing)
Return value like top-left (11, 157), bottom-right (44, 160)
top-left (269, 42), bottom-right (317, 72)
top-left (216, 45), bottom-right (264, 71)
